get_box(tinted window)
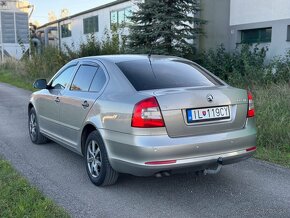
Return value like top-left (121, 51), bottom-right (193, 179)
top-left (83, 16), bottom-right (99, 34)
top-left (241, 28), bottom-right (272, 43)
top-left (89, 67), bottom-right (107, 92)
top-left (51, 66), bottom-right (75, 89)
top-left (61, 23), bottom-right (72, 38)
top-left (116, 60), bottom-right (220, 91)
top-left (71, 65), bottom-right (98, 91)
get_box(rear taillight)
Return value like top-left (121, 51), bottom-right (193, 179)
top-left (131, 97), bottom-right (165, 128)
top-left (247, 91), bottom-right (255, 117)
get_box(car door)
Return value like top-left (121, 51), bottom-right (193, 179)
top-left (58, 61), bottom-right (108, 147)
top-left (37, 64), bottom-right (77, 137)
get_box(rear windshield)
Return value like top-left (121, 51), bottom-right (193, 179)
top-left (116, 59), bottom-right (222, 91)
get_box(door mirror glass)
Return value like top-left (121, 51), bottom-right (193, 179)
top-left (33, 79), bottom-right (47, 89)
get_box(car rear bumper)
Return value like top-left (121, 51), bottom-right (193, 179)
top-left (100, 119), bottom-right (257, 176)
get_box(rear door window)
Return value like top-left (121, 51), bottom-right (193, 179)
top-left (70, 65), bottom-right (98, 92)
top-left (89, 67), bottom-right (107, 92)
top-left (116, 60), bottom-right (221, 91)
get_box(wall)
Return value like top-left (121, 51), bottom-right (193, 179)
top-left (59, 1), bottom-right (134, 50)
top-left (230, 19), bottom-right (290, 59)
top-left (199, 0), bottom-right (231, 51)
top-left (229, 0), bottom-right (290, 59)
top-left (230, 0), bottom-right (290, 25)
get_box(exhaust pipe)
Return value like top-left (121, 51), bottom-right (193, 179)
top-left (155, 171), bottom-right (171, 178)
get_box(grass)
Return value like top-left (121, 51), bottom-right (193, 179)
top-left (0, 69), bottom-right (35, 91)
top-left (0, 158), bottom-right (69, 217)
top-left (253, 84), bottom-right (290, 167)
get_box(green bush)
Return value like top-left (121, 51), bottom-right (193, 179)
top-left (23, 46), bottom-right (67, 80)
top-left (267, 50), bottom-right (290, 84)
top-left (63, 27), bottom-right (124, 60)
top-left (197, 44), bottom-right (290, 87)
top-left (22, 28), bottom-right (125, 81)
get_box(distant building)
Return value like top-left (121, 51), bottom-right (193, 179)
top-left (37, 0), bottom-right (135, 50)
top-left (228, 0), bottom-right (290, 59)
top-left (200, 0), bottom-right (290, 59)
top-left (37, 0), bottom-right (290, 59)
top-left (0, 0), bottom-right (30, 62)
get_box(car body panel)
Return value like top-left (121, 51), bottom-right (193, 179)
top-left (29, 55), bottom-right (257, 177)
top-left (100, 118), bottom-right (256, 176)
top-left (35, 89), bottom-right (61, 136)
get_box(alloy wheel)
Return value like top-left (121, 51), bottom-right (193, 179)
top-left (87, 140), bottom-right (102, 178)
top-left (29, 113), bottom-right (37, 141)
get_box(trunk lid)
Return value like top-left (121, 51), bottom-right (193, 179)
top-left (141, 86), bottom-right (248, 138)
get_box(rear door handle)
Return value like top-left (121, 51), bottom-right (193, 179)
top-left (82, 101), bottom-right (89, 108)
top-left (55, 97), bottom-right (60, 103)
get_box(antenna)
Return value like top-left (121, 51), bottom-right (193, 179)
top-left (148, 38), bottom-right (163, 79)
top-left (148, 37), bottom-right (163, 58)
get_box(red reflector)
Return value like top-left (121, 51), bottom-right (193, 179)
top-left (246, 146), bottom-right (257, 152)
top-left (145, 160), bottom-right (176, 165)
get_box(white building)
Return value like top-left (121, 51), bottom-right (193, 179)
top-left (37, 0), bottom-right (136, 51)
top-left (37, 0), bottom-right (290, 59)
top-left (228, 0), bottom-right (290, 59)
top-left (0, 0), bottom-right (29, 61)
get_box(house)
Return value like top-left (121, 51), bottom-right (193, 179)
top-left (0, 0), bottom-right (30, 61)
top-left (200, 0), bottom-right (290, 59)
top-left (36, 0), bottom-right (135, 51)
top-left (37, 0), bottom-right (290, 59)
top-left (228, 0), bottom-right (290, 59)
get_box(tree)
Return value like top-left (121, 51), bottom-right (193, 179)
top-left (48, 11), bottom-right (57, 22)
top-left (60, 8), bottom-right (70, 19)
top-left (128, 0), bottom-right (206, 57)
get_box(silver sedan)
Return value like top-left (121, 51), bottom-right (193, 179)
top-left (28, 55), bottom-right (256, 186)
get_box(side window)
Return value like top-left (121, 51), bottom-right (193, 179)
top-left (71, 65), bottom-right (98, 92)
top-left (51, 66), bottom-right (75, 90)
top-left (89, 67), bottom-right (107, 92)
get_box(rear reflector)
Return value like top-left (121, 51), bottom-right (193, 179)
top-left (247, 91), bottom-right (255, 117)
top-left (131, 97), bottom-right (165, 128)
top-left (145, 160), bottom-right (176, 165)
top-left (246, 146), bottom-right (257, 152)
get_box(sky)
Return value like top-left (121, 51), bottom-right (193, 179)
top-left (29, 0), bottom-right (114, 25)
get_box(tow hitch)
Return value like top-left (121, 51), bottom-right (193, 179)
top-left (203, 157), bottom-right (223, 175)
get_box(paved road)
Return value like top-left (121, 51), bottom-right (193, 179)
top-left (0, 82), bottom-right (290, 218)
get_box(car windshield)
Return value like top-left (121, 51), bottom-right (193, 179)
top-left (116, 59), bottom-right (222, 91)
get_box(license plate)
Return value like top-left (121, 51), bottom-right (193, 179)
top-left (187, 106), bottom-right (230, 123)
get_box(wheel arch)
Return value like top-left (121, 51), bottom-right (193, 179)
top-left (81, 123), bottom-right (104, 156)
top-left (28, 102), bottom-right (34, 115)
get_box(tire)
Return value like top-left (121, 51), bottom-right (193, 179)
top-left (85, 130), bottom-right (119, 186)
top-left (28, 107), bottom-right (49, 144)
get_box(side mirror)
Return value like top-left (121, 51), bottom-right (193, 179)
top-left (33, 79), bottom-right (47, 89)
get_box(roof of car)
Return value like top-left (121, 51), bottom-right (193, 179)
top-left (77, 54), bottom-right (186, 64)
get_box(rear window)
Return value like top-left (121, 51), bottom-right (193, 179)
top-left (116, 59), bottom-right (221, 91)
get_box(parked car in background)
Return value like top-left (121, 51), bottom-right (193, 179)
top-left (28, 55), bottom-right (257, 186)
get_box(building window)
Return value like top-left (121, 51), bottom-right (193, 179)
top-left (16, 13), bottom-right (29, 43)
top-left (241, 28), bottom-right (272, 43)
top-left (110, 7), bottom-right (132, 29)
top-left (287, 25), bottom-right (290, 41)
top-left (1, 12), bottom-right (16, 43)
top-left (83, 16), bottom-right (99, 34)
top-left (61, 23), bottom-right (72, 38)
